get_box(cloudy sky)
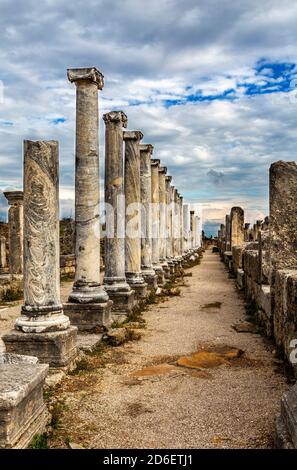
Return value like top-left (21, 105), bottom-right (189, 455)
top-left (1, 0), bottom-right (297, 236)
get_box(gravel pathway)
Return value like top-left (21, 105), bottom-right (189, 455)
top-left (46, 249), bottom-right (288, 449)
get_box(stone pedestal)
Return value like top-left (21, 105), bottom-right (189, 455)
top-left (63, 302), bottom-right (112, 333)
top-left (3, 191), bottom-right (23, 275)
top-left (3, 140), bottom-right (77, 368)
top-left (0, 354), bottom-right (49, 449)
top-left (103, 111), bottom-right (135, 313)
top-left (66, 67), bottom-right (111, 327)
top-left (124, 131), bottom-right (147, 300)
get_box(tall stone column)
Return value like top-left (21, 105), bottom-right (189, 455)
top-left (151, 159), bottom-right (165, 286)
top-left (230, 206), bottom-right (244, 248)
top-left (179, 196), bottom-right (184, 256)
top-left (158, 166), bottom-right (170, 278)
top-left (195, 215), bottom-right (201, 248)
top-left (140, 144), bottom-right (158, 290)
top-left (103, 111), bottom-right (135, 313)
top-left (0, 236), bottom-right (7, 273)
top-left (165, 176), bottom-right (174, 274)
top-left (244, 223), bottom-right (250, 242)
top-left (64, 67), bottom-right (112, 332)
top-left (4, 191), bottom-right (23, 275)
top-left (173, 189), bottom-right (181, 259)
top-left (3, 140), bottom-right (77, 367)
top-left (183, 204), bottom-right (190, 253)
top-left (124, 131), bottom-right (147, 299)
top-left (190, 210), bottom-right (195, 249)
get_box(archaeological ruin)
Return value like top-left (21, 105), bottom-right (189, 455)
top-left (0, 66), bottom-right (296, 451)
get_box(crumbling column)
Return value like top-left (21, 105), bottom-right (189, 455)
top-left (159, 166), bottom-right (170, 278)
top-left (64, 67), bottom-right (112, 331)
top-left (165, 176), bottom-right (174, 274)
top-left (225, 214), bottom-right (231, 251)
top-left (140, 144), bottom-right (158, 290)
top-left (0, 237), bottom-right (7, 273)
top-left (151, 159), bottom-right (165, 285)
top-left (179, 196), bottom-right (184, 256)
top-left (3, 191), bottom-right (23, 275)
top-left (124, 131), bottom-right (147, 299)
top-left (3, 140), bottom-right (77, 367)
top-left (103, 111), bottom-right (135, 313)
top-left (230, 207), bottom-right (244, 248)
top-left (190, 210), bottom-right (195, 249)
top-left (183, 204), bottom-right (191, 254)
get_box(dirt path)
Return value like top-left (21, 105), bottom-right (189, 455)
top-left (46, 249), bottom-right (288, 449)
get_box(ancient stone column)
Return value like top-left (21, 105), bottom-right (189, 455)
top-left (3, 191), bottom-right (23, 275)
top-left (183, 204), bottom-right (191, 253)
top-left (158, 166), bottom-right (170, 278)
top-left (124, 131), bottom-right (147, 299)
top-left (173, 189), bottom-right (181, 259)
top-left (103, 111), bottom-right (135, 313)
top-left (230, 207), bottom-right (244, 248)
top-left (64, 67), bottom-right (112, 331)
top-left (0, 237), bottom-right (7, 273)
top-left (3, 140), bottom-right (77, 367)
top-left (151, 159), bottom-right (165, 285)
top-left (190, 210), bottom-right (195, 249)
top-left (195, 215), bottom-right (201, 249)
top-left (225, 214), bottom-right (231, 251)
top-left (140, 144), bottom-right (158, 290)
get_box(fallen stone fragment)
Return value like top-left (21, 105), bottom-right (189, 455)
top-left (232, 323), bottom-right (259, 334)
top-left (106, 328), bottom-right (127, 346)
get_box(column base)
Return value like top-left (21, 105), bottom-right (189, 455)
top-left (0, 357), bottom-right (50, 449)
top-left (63, 300), bottom-right (113, 332)
top-left (68, 283), bottom-right (109, 304)
top-left (126, 281), bottom-right (148, 300)
top-left (152, 265), bottom-right (165, 286)
top-left (105, 289), bottom-right (135, 315)
top-left (142, 270), bottom-right (158, 290)
top-left (2, 326), bottom-right (78, 369)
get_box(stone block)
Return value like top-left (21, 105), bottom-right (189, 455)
top-left (106, 289), bottom-right (135, 315)
top-left (0, 353), bottom-right (49, 448)
top-left (236, 268), bottom-right (244, 290)
top-left (275, 383), bottom-right (297, 449)
top-left (3, 326), bottom-right (78, 368)
top-left (132, 283), bottom-right (148, 300)
top-left (63, 301), bottom-right (112, 332)
top-left (273, 269), bottom-right (297, 367)
top-left (232, 246), bottom-right (243, 272)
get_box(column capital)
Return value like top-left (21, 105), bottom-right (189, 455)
top-left (4, 190), bottom-right (23, 205)
top-left (103, 111), bottom-right (128, 127)
top-left (151, 159), bottom-right (160, 167)
top-left (139, 144), bottom-right (154, 155)
top-left (165, 175), bottom-right (172, 183)
top-left (123, 130), bottom-right (143, 141)
top-left (159, 166), bottom-right (167, 175)
top-left (67, 67), bottom-right (104, 90)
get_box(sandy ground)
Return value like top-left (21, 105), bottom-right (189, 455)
top-left (36, 249), bottom-right (289, 449)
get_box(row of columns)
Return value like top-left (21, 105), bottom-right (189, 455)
top-left (3, 67), bottom-right (202, 368)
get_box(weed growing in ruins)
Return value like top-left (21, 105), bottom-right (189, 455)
top-left (201, 302), bottom-right (222, 309)
top-left (29, 433), bottom-right (49, 449)
top-left (1, 288), bottom-right (23, 302)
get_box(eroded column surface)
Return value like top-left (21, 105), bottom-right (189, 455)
top-left (158, 166), bottom-right (169, 277)
top-left (183, 204), bottom-right (190, 253)
top-left (165, 176), bottom-right (174, 273)
top-left (173, 189), bottom-right (181, 259)
top-left (225, 214), bottom-right (231, 251)
top-left (151, 159), bottom-right (165, 285)
top-left (67, 67), bottom-right (108, 304)
top-left (179, 196), bottom-right (184, 256)
top-left (3, 140), bottom-right (77, 367)
top-left (140, 144), bottom-right (158, 289)
top-left (4, 191), bottom-right (23, 275)
top-left (244, 223), bottom-right (250, 242)
top-left (0, 237), bottom-right (7, 273)
top-left (230, 206), bottom-right (244, 248)
top-left (103, 111), bottom-right (135, 312)
top-left (124, 131), bottom-right (147, 299)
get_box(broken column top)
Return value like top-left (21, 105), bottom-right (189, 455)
top-left (140, 144), bottom-right (154, 154)
top-left (165, 175), bottom-right (172, 183)
top-left (123, 130), bottom-right (143, 141)
top-left (3, 191), bottom-right (23, 205)
top-left (159, 166), bottom-right (167, 174)
top-left (103, 110), bottom-right (128, 126)
top-left (67, 67), bottom-right (104, 89)
top-left (151, 159), bottom-right (160, 166)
